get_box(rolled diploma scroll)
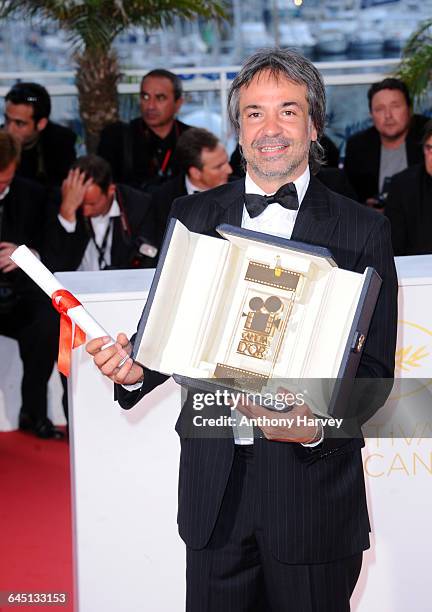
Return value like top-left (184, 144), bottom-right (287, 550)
top-left (10, 245), bottom-right (114, 346)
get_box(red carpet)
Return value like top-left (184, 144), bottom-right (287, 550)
top-left (0, 431), bottom-right (73, 611)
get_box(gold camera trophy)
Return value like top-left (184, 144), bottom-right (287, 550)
top-left (214, 258), bottom-right (304, 389)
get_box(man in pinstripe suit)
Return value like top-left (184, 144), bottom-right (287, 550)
top-left (88, 49), bottom-right (398, 611)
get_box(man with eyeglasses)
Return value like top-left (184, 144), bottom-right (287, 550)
top-left (4, 82), bottom-right (77, 189)
top-left (98, 69), bottom-right (192, 191)
top-left (385, 120), bottom-right (432, 255)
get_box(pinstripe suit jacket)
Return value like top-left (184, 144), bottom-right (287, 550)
top-left (117, 175), bottom-right (398, 564)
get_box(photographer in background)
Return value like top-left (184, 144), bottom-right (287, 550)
top-left (45, 154), bottom-right (158, 422)
top-left (344, 78), bottom-right (428, 208)
top-left (45, 155), bottom-right (158, 273)
top-left (0, 130), bottom-right (62, 439)
top-left (151, 127), bottom-right (233, 247)
top-left (4, 82), bottom-right (76, 189)
top-left (97, 69), bottom-right (192, 190)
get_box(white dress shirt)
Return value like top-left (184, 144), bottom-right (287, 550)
top-left (58, 198), bottom-right (121, 271)
top-left (185, 175), bottom-right (204, 195)
top-left (242, 166), bottom-right (310, 238)
top-left (233, 167), bottom-right (313, 444)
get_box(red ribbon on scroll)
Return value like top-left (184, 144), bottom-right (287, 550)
top-left (52, 289), bottom-right (86, 377)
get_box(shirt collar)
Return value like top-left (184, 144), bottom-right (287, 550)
top-left (91, 196), bottom-right (121, 223)
top-left (185, 175), bottom-right (204, 195)
top-left (108, 197), bottom-right (121, 218)
top-left (0, 186), bottom-right (10, 201)
top-left (245, 166), bottom-right (310, 206)
top-left (145, 119), bottom-right (177, 143)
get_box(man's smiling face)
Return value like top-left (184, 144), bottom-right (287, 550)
top-left (238, 70), bottom-right (317, 191)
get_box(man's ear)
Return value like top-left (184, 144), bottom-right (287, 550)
top-left (188, 165), bottom-right (201, 183)
top-left (174, 96), bottom-right (184, 114)
top-left (107, 183), bottom-right (116, 199)
top-left (310, 122), bottom-right (318, 143)
top-left (35, 117), bottom-right (48, 133)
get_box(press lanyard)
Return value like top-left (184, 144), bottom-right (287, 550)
top-left (159, 148), bottom-right (173, 176)
top-left (141, 120), bottom-right (180, 177)
top-left (89, 218), bottom-right (113, 270)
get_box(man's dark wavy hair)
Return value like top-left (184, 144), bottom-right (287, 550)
top-left (176, 128), bottom-right (219, 173)
top-left (72, 155), bottom-right (113, 193)
top-left (5, 82), bottom-right (51, 123)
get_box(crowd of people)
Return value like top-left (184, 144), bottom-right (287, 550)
top-left (0, 67), bottom-right (429, 438)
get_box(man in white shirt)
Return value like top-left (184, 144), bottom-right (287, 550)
top-left (44, 154), bottom-right (159, 423)
top-left (45, 154), bottom-right (158, 273)
top-left (87, 49), bottom-right (398, 611)
top-left (151, 127), bottom-right (232, 246)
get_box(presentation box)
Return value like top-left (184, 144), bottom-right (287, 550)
top-left (133, 220), bottom-right (382, 416)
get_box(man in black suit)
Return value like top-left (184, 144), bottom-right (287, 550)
top-left (152, 127), bottom-right (232, 246)
top-left (0, 131), bottom-right (62, 439)
top-left (344, 78), bottom-right (428, 206)
top-left (385, 120), bottom-right (432, 255)
top-left (87, 50), bottom-right (398, 611)
top-left (98, 69), bottom-right (192, 190)
top-left (45, 155), bottom-right (158, 273)
top-left (4, 82), bottom-right (77, 189)
top-left (45, 154), bottom-right (158, 422)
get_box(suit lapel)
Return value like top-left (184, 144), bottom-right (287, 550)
top-left (111, 217), bottom-right (127, 267)
top-left (2, 184), bottom-right (25, 243)
top-left (291, 176), bottom-right (340, 247)
top-left (206, 179), bottom-right (244, 237)
top-left (219, 198), bottom-right (243, 227)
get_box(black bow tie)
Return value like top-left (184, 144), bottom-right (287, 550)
top-left (244, 183), bottom-right (299, 219)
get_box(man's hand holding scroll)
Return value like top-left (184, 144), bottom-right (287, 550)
top-left (86, 333), bottom-right (144, 386)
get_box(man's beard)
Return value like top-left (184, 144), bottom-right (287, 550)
top-left (243, 136), bottom-right (310, 181)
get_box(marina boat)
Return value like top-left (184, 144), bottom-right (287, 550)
top-left (349, 29), bottom-right (385, 55)
top-left (278, 22), bottom-right (316, 56)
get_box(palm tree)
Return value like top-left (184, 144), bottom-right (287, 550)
top-left (0, 1), bottom-right (226, 151)
top-left (396, 18), bottom-right (432, 104)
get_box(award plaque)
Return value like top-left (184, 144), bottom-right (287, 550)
top-left (214, 259), bottom-right (304, 384)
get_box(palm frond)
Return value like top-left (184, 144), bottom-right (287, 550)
top-left (0, 0), bottom-right (227, 51)
top-left (396, 18), bottom-right (432, 103)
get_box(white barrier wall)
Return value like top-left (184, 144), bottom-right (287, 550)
top-left (61, 269), bottom-right (185, 612)
top-left (353, 255), bottom-right (432, 611)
